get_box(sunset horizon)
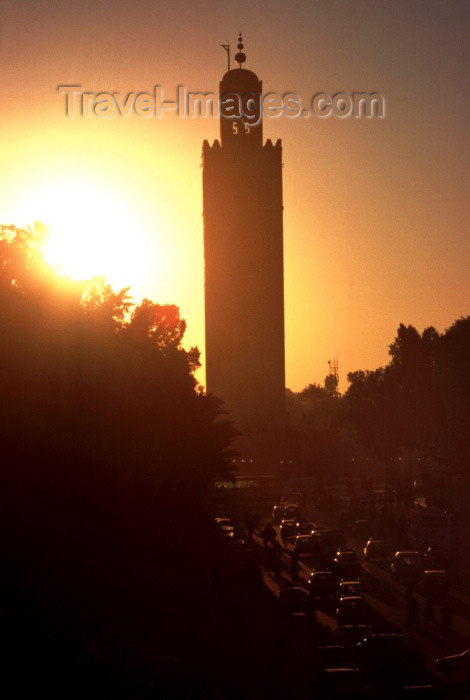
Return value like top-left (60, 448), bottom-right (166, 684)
top-left (2, 1), bottom-right (468, 393)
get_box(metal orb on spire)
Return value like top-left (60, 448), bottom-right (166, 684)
top-left (234, 33), bottom-right (246, 67)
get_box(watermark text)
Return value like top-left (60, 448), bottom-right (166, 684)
top-left (58, 85), bottom-right (385, 123)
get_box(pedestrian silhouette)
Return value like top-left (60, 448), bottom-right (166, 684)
top-left (261, 522), bottom-right (276, 548)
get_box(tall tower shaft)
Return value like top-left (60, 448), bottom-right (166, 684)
top-left (202, 40), bottom-right (286, 461)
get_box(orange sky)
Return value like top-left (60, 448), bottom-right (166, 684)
top-left (1, 0), bottom-right (469, 392)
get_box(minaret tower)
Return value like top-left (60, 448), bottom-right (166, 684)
top-left (202, 36), bottom-right (286, 463)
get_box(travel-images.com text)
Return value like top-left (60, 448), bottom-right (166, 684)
top-left (58, 85), bottom-right (385, 123)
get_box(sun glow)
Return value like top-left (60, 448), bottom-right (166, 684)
top-left (11, 179), bottom-right (158, 294)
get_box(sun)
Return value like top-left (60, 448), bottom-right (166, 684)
top-left (13, 178), bottom-right (156, 294)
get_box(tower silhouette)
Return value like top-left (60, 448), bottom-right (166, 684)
top-left (202, 36), bottom-right (286, 463)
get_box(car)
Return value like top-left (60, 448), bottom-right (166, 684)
top-left (331, 549), bottom-right (362, 580)
top-left (420, 570), bottom-right (449, 601)
top-left (312, 668), bottom-right (377, 698)
top-left (313, 529), bottom-right (347, 559)
top-left (353, 634), bottom-right (425, 673)
top-left (272, 505), bottom-right (286, 524)
top-left (353, 519), bottom-right (371, 540)
top-left (280, 518), bottom-right (297, 543)
top-left (336, 596), bottom-right (366, 626)
top-left (308, 570), bottom-right (336, 600)
top-left (295, 520), bottom-right (318, 536)
top-left (311, 527), bottom-right (328, 538)
top-left (423, 547), bottom-right (449, 571)
top-left (390, 551), bottom-right (420, 584)
top-left (435, 648), bottom-right (470, 681)
top-left (364, 539), bottom-right (387, 562)
top-left (278, 586), bottom-right (308, 615)
top-left (336, 580), bottom-right (365, 604)
top-left (214, 517), bottom-right (235, 537)
top-left (293, 534), bottom-right (319, 557)
top-left (284, 504), bottom-right (301, 520)
top-left (330, 625), bottom-right (373, 647)
top-left (311, 645), bottom-right (357, 672)
top-left (227, 537), bottom-right (247, 552)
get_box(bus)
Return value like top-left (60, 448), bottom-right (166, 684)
top-left (407, 499), bottom-right (450, 552)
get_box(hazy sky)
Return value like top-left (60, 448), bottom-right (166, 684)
top-left (1, 0), bottom-right (469, 391)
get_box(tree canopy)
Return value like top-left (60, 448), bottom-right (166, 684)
top-left (0, 223), bottom-right (235, 488)
top-left (0, 223), bottom-right (237, 676)
top-left (286, 318), bottom-right (470, 479)
top-left (345, 319), bottom-right (470, 472)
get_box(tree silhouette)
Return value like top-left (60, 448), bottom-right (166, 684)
top-left (437, 316), bottom-right (470, 473)
top-left (0, 224), bottom-right (237, 683)
top-left (346, 318), bottom-right (470, 475)
top-left (285, 383), bottom-right (356, 475)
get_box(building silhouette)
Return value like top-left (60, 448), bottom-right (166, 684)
top-left (202, 37), bottom-right (286, 464)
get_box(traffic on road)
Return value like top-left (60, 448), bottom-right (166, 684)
top-left (211, 481), bottom-right (470, 698)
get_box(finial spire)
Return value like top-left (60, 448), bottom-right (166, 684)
top-left (220, 41), bottom-right (231, 72)
top-left (234, 32), bottom-right (246, 68)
